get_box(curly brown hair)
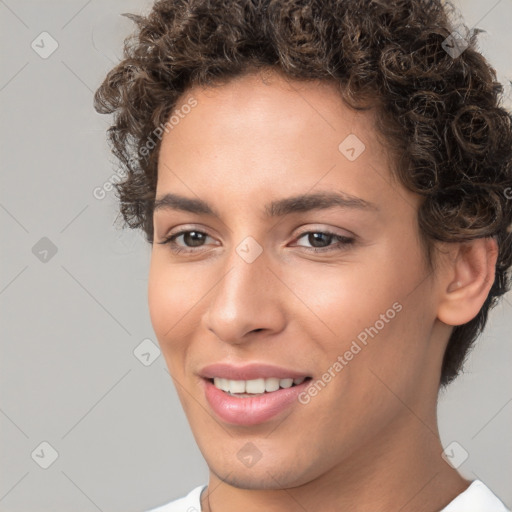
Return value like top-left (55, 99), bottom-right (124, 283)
top-left (94, 0), bottom-right (512, 386)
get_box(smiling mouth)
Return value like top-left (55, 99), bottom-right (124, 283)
top-left (207, 376), bottom-right (312, 397)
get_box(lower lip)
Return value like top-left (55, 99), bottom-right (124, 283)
top-left (203, 378), bottom-right (310, 426)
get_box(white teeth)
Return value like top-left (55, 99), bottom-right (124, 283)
top-left (220, 378), bottom-right (230, 392)
top-left (246, 378), bottom-right (265, 394)
top-left (230, 380), bottom-right (246, 393)
top-left (280, 378), bottom-right (294, 388)
top-left (213, 378), bottom-right (229, 392)
top-left (212, 377), bottom-right (307, 394)
top-left (265, 377), bottom-right (280, 392)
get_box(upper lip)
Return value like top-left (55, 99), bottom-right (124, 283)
top-left (199, 363), bottom-right (311, 381)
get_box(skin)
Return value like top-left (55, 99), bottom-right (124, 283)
top-left (148, 69), bottom-right (498, 512)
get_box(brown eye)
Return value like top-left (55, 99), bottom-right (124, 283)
top-left (180, 231), bottom-right (207, 247)
top-left (157, 229), bottom-right (215, 254)
top-left (306, 232), bottom-right (334, 248)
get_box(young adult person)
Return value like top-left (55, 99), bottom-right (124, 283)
top-left (94, 0), bottom-right (512, 510)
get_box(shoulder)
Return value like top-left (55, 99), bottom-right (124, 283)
top-left (144, 485), bottom-right (207, 512)
top-left (441, 480), bottom-right (510, 512)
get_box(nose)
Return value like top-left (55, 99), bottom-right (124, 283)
top-left (202, 244), bottom-right (287, 345)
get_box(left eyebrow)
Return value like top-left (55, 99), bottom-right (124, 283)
top-left (264, 191), bottom-right (378, 217)
top-left (152, 191), bottom-right (378, 218)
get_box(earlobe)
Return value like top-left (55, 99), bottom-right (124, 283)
top-left (437, 237), bottom-right (498, 326)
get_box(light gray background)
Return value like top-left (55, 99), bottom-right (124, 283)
top-left (0, 1), bottom-right (510, 511)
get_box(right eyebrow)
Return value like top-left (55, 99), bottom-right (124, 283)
top-left (153, 193), bottom-right (218, 216)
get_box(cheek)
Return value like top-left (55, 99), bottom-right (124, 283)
top-left (286, 247), bottom-right (431, 380)
top-left (282, 255), bottom-right (407, 347)
top-left (147, 257), bottom-right (202, 359)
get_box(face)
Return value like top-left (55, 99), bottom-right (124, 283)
top-left (148, 70), bottom-right (447, 489)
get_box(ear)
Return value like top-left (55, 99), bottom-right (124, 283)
top-left (437, 237), bottom-right (498, 326)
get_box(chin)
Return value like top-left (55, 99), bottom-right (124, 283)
top-left (206, 452), bottom-right (320, 491)
top-left (213, 469), bottom-right (300, 491)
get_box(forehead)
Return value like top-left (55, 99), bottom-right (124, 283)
top-left (159, 72), bottom-right (386, 167)
top-left (167, 71), bottom-right (372, 144)
top-left (154, 70), bottom-right (412, 218)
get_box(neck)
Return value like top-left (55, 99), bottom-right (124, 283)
top-left (201, 408), bottom-right (469, 512)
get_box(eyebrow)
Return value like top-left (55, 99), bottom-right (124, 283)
top-left (153, 191), bottom-right (378, 218)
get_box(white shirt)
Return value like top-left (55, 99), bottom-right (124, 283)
top-left (145, 479), bottom-right (510, 511)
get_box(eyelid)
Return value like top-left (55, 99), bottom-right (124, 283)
top-left (293, 224), bottom-right (355, 240)
top-left (159, 224), bottom-right (216, 241)
top-left (155, 224), bottom-right (212, 249)
top-left (158, 225), bottom-right (357, 257)
top-left (290, 230), bottom-right (355, 252)
top-left (159, 225), bottom-right (353, 243)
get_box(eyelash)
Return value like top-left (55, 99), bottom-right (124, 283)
top-left (157, 229), bottom-right (355, 255)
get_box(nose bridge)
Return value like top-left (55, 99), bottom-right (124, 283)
top-left (204, 237), bottom-right (285, 343)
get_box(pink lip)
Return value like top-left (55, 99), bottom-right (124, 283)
top-left (202, 378), bottom-right (311, 426)
top-left (199, 362), bottom-right (310, 381)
